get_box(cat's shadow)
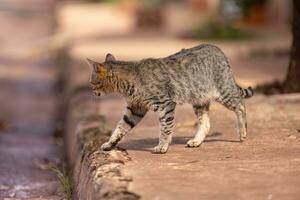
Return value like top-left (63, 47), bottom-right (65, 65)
top-left (119, 132), bottom-right (241, 152)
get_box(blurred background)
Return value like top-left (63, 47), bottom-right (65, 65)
top-left (0, 0), bottom-right (296, 198)
top-left (0, 0), bottom-right (293, 86)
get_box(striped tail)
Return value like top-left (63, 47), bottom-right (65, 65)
top-left (239, 86), bottom-right (254, 99)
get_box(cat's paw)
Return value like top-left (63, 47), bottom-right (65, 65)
top-left (101, 142), bottom-right (114, 151)
top-left (186, 139), bottom-right (202, 148)
top-left (240, 135), bottom-right (247, 142)
top-left (239, 131), bottom-right (247, 142)
top-left (152, 145), bottom-right (168, 154)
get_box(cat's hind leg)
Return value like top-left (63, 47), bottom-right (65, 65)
top-left (218, 96), bottom-right (247, 141)
top-left (101, 103), bottom-right (147, 151)
top-left (186, 103), bottom-right (210, 147)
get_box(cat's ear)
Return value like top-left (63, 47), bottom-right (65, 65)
top-left (86, 58), bottom-right (100, 71)
top-left (105, 53), bottom-right (116, 62)
top-left (86, 58), bottom-right (108, 78)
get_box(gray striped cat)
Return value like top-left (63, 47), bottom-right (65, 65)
top-left (87, 44), bottom-right (253, 154)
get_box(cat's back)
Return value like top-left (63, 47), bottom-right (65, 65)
top-left (133, 44), bottom-right (229, 87)
top-left (133, 58), bottom-right (171, 92)
top-left (135, 44), bottom-right (226, 75)
top-left (164, 43), bottom-right (226, 61)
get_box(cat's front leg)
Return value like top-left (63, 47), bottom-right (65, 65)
top-left (101, 104), bottom-right (147, 151)
top-left (153, 101), bottom-right (176, 154)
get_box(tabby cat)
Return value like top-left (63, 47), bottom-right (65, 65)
top-left (87, 44), bottom-right (253, 154)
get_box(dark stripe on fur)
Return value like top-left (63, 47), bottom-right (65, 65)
top-left (221, 91), bottom-right (231, 101)
top-left (123, 115), bottom-right (135, 128)
top-left (154, 99), bottom-right (170, 105)
top-left (164, 130), bottom-right (172, 134)
top-left (165, 117), bottom-right (174, 122)
top-left (126, 107), bottom-right (144, 118)
top-left (159, 108), bottom-right (175, 120)
top-left (166, 121), bottom-right (174, 126)
top-left (110, 137), bottom-right (121, 146)
top-left (242, 87), bottom-right (254, 98)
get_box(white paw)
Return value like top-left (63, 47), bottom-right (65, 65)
top-left (152, 145), bottom-right (168, 154)
top-left (186, 139), bottom-right (202, 148)
top-left (101, 142), bottom-right (114, 151)
top-left (240, 135), bottom-right (247, 142)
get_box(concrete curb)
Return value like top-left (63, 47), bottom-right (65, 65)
top-left (65, 91), bottom-right (140, 200)
top-left (62, 52), bottom-right (140, 200)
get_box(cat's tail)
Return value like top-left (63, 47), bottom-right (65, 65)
top-left (238, 86), bottom-right (254, 99)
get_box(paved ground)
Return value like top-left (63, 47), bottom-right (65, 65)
top-left (0, 1), bottom-right (63, 199)
top-left (96, 94), bottom-right (300, 200)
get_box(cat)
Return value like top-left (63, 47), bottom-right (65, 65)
top-left (87, 44), bottom-right (253, 154)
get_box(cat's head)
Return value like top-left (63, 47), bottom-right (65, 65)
top-left (86, 53), bottom-right (117, 96)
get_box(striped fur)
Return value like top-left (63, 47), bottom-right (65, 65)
top-left (239, 86), bottom-right (254, 98)
top-left (87, 44), bottom-right (253, 153)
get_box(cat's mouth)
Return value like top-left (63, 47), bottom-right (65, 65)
top-left (90, 83), bottom-right (102, 96)
top-left (93, 91), bottom-right (101, 96)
